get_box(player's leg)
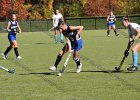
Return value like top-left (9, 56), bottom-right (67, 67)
top-left (127, 42), bottom-right (140, 71)
top-left (1, 43), bottom-right (13, 59)
top-left (49, 44), bottom-right (69, 71)
top-left (72, 39), bottom-right (82, 73)
top-left (12, 40), bottom-right (22, 60)
top-left (107, 26), bottom-right (111, 36)
top-left (54, 27), bottom-right (58, 43)
top-left (73, 50), bottom-right (82, 73)
top-left (59, 29), bottom-right (64, 43)
top-left (112, 24), bottom-right (119, 36)
top-left (1, 34), bottom-right (14, 59)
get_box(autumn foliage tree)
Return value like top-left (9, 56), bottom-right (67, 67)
top-left (84, 0), bottom-right (118, 16)
top-left (0, 0), bottom-right (28, 20)
top-left (28, 0), bottom-right (53, 19)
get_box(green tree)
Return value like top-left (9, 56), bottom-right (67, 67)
top-left (28, 0), bottom-right (53, 19)
top-left (61, 0), bottom-right (85, 17)
top-left (116, 0), bottom-right (140, 15)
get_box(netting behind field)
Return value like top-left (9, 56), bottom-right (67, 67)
top-left (0, 15), bottom-right (140, 32)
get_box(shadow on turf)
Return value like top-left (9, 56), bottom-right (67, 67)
top-left (35, 42), bottom-right (55, 45)
top-left (19, 72), bottom-right (56, 76)
top-left (68, 70), bottom-right (135, 74)
top-left (18, 70), bottom-right (135, 76)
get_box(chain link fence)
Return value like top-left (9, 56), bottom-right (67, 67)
top-left (0, 15), bottom-right (140, 32)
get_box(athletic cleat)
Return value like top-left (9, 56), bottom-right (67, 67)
top-left (49, 66), bottom-right (57, 71)
top-left (76, 63), bottom-right (82, 73)
top-left (60, 40), bottom-right (64, 43)
top-left (127, 66), bottom-right (138, 71)
top-left (115, 33), bottom-right (119, 36)
top-left (107, 35), bottom-right (110, 37)
top-left (16, 56), bottom-right (22, 60)
top-left (1, 53), bottom-right (6, 60)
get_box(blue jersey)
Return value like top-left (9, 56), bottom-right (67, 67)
top-left (62, 25), bottom-right (82, 51)
top-left (9, 21), bottom-right (18, 33)
top-left (107, 15), bottom-right (115, 27)
top-left (8, 21), bottom-right (18, 41)
top-left (62, 25), bottom-right (79, 42)
top-left (108, 15), bottom-right (115, 23)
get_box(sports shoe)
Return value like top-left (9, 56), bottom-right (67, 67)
top-left (49, 66), bottom-right (57, 71)
top-left (16, 56), bottom-right (22, 60)
top-left (127, 66), bottom-right (138, 71)
top-left (107, 34), bottom-right (110, 37)
top-left (1, 53), bottom-right (6, 60)
top-left (76, 63), bottom-right (82, 73)
top-left (115, 33), bottom-right (119, 36)
top-left (60, 40), bottom-right (64, 43)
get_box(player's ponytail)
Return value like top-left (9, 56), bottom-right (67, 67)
top-left (122, 15), bottom-right (130, 21)
top-left (58, 20), bottom-right (65, 27)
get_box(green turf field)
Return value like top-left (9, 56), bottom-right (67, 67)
top-left (0, 30), bottom-right (140, 100)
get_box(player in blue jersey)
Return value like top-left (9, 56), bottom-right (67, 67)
top-left (122, 16), bottom-right (140, 71)
top-left (49, 21), bottom-right (83, 73)
top-left (107, 11), bottom-right (119, 36)
top-left (1, 14), bottom-right (22, 60)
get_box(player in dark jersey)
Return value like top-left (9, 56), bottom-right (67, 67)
top-left (49, 21), bottom-right (83, 73)
top-left (107, 11), bottom-right (119, 36)
top-left (1, 14), bottom-right (22, 60)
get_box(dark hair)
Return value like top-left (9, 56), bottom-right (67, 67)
top-left (58, 20), bottom-right (65, 27)
top-left (54, 9), bottom-right (59, 15)
top-left (122, 15), bottom-right (130, 21)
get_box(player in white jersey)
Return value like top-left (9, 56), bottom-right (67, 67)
top-left (53, 9), bottom-right (64, 43)
top-left (107, 11), bottom-right (119, 36)
top-left (122, 16), bottom-right (140, 71)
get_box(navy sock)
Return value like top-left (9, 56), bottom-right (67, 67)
top-left (14, 48), bottom-right (19, 57)
top-left (54, 55), bottom-right (62, 68)
top-left (4, 46), bottom-right (12, 55)
top-left (74, 58), bottom-right (80, 66)
top-left (107, 30), bottom-right (110, 35)
top-left (114, 29), bottom-right (117, 34)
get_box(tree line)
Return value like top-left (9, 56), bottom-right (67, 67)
top-left (0, 0), bottom-right (140, 20)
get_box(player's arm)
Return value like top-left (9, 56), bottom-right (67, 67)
top-left (107, 16), bottom-right (109, 22)
top-left (7, 21), bottom-right (11, 32)
top-left (69, 26), bottom-right (83, 39)
top-left (17, 22), bottom-right (21, 33)
top-left (69, 26), bottom-right (84, 35)
top-left (65, 37), bottom-right (72, 52)
top-left (114, 15), bottom-right (116, 22)
top-left (134, 28), bottom-right (140, 40)
top-left (52, 15), bottom-right (55, 27)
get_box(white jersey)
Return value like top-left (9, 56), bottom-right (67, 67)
top-left (128, 23), bottom-right (140, 36)
top-left (53, 13), bottom-right (63, 27)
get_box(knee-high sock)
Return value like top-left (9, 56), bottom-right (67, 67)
top-left (14, 48), bottom-right (19, 57)
top-left (114, 29), bottom-right (117, 34)
top-left (74, 58), bottom-right (80, 66)
top-left (107, 30), bottom-right (110, 35)
top-left (60, 34), bottom-right (63, 41)
top-left (54, 55), bottom-right (62, 68)
top-left (4, 46), bottom-right (12, 55)
top-left (54, 34), bottom-right (58, 43)
top-left (132, 52), bottom-right (138, 67)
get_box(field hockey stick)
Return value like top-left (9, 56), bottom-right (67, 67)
top-left (0, 66), bottom-right (15, 73)
top-left (48, 27), bottom-right (54, 32)
top-left (47, 27), bottom-right (54, 38)
top-left (58, 52), bottom-right (72, 76)
top-left (115, 39), bottom-right (134, 71)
